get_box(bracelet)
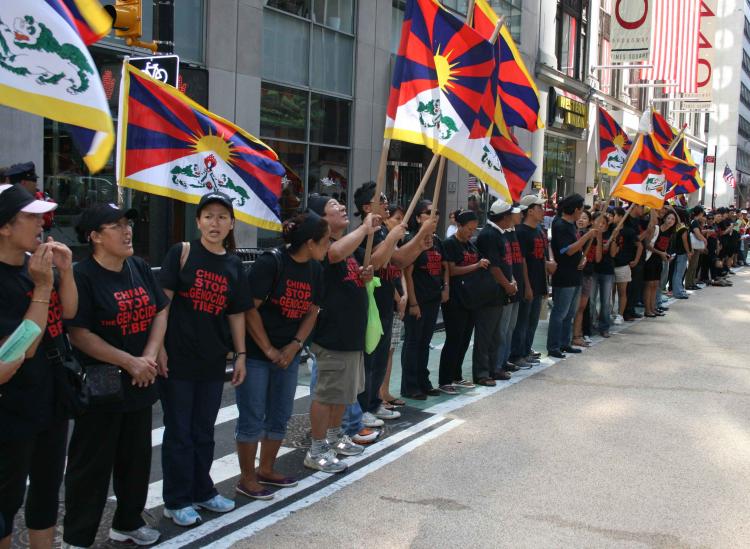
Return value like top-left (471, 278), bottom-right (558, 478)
top-left (292, 337), bottom-right (303, 348)
top-left (31, 299), bottom-right (50, 304)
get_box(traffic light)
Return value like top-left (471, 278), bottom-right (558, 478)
top-left (104, 0), bottom-right (142, 44)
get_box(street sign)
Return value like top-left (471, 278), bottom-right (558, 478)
top-left (128, 54), bottom-right (180, 87)
top-left (706, 156), bottom-right (716, 163)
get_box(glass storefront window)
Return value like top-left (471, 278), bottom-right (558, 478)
top-left (311, 27), bottom-right (354, 95)
top-left (266, 0), bottom-right (311, 17)
top-left (313, 0), bottom-right (355, 33)
top-left (542, 135), bottom-right (576, 199)
top-left (263, 9), bottom-right (311, 86)
top-left (263, 139), bottom-right (307, 220)
top-left (260, 83), bottom-right (309, 141)
top-left (310, 94), bottom-right (351, 146)
top-left (174, 0), bottom-right (204, 62)
top-left (309, 146), bottom-right (349, 202)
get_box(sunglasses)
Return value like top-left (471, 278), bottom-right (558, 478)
top-left (422, 209), bottom-right (440, 216)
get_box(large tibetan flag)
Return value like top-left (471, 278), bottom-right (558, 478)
top-left (612, 133), bottom-right (696, 209)
top-left (386, 0), bottom-right (510, 200)
top-left (652, 110), bottom-right (676, 149)
top-left (473, 0), bottom-right (543, 132)
top-left (598, 107), bottom-right (631, 176)
top-left (491, 127), bottom-right (535, 201)
top-left (117, 64), bottom-right (284, 230)
top-left (59, 0), bottom-right (111, 45)
top-left (0, 0), bottom-right (114, 172)
top-left (664, 134), bottom-right (704, 199)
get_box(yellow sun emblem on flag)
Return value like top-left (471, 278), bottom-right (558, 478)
top-left (191, 132), bottom-right (234, 162)
top-left (613, 135), bottom-right (625, 149)
top-left (434, 45), bottom-right (459, 93)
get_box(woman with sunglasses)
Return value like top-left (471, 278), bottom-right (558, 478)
top-left (157, 193), bottom-right (252, 526)
top-left (0, 184), bottom-right (75, 549)
top-left (401, 200), bottom-right (448, 400)
top-left (63, 204), bottom-right (169, 548)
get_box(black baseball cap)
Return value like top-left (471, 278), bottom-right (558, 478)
top-left (76, 202), bottom-right (137, 242)
top-left (197, 191), bottom-right (234, 216)
top-left (353, 182), bottom-right (386, 215)
top-left (5, 162), bottom-right (38, 183)
top-left (0, 183), bottom-right (57, 227)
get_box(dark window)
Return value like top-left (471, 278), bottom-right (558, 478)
top-left (266, 0), bottom-right (311, 18)
top-left (556, 0), bottom-right (588, 81)
top-left (310, 94), bottom-right (351, 146)
top-left (742, 83), bottom-right (750, 109)
top-left (739, 116), bottom-right (750, 140)
top-left (260, 83), bottom-right (308, 142)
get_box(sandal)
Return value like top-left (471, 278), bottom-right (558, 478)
top-left (387, 398), bottom-right (406, 407)
top-left (476, 377), bottom-right (496, 387)
top-left (572, 337), bottom-right (589, 347)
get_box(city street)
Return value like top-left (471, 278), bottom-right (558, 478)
top-left (11, 271), bottom-right (750, 548)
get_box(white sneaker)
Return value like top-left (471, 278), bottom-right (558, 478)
top-left (328, 433), bottom-right (365, 456)
top-left (362, 411), bottom-right (384, 427)
top-left (583, 335), bottom-right (592, 344)
top-left (613, 315), bottom-right (624, 325)
top-left (351, 427), bottom-right (380, 443)
top-left (109, 526), bottom-right (160, 546)
top-left (374, 405), bottom-right (401, 420)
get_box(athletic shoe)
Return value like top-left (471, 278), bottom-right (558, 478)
top-left (304, 449), bottom-right (347, 473)
top-left (194, 494), bottom-right (235, 513)
top-left (438, 384), bottom-right (459, 395)
top-left (328, 434), bottom-right (365, 456)
top-left (374, 405), bottom-right (401, 419)
top-left (583, 335), bottom-right (593, 344)
top-left (513, 359), bottom-right (532, 370)
top-left (361, 411), bottom-right (384, 428)
top-left (352, 427), bottom-right (379, 444)
top-left (163, 506), bottom-right (202, 526)
top-left (503, 362), bottom-right (520, 372)
top-left (529, 350), bottom-right (542, 358)
top-left (524, 355), bottom-right (541, 364)
top-left (452, 378), bottom-right (476, 388)
top-left (109, 526), bottom-right (160, 546)
top-left (561, 346), bottom-right (582, 354)
top-left (493, 370), bottom-right (512, 380)
top-left (613, 315), bottom-right (624, 325)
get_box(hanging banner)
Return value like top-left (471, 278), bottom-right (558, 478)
top-left (694, 0), bottom-right (716, 101)
top-left (611, 1), bottom-right (652, 62)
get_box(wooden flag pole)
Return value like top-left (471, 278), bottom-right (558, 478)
top-left (362, 138), bottom-right (391, 266)
top-left (403, 153), bottom-right (442, 222)
top-left (429, 156), bottom-right (448, 223)
top-left (666, 123), bottom-right (688, 155)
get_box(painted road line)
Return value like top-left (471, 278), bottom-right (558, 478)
top-left (150, 385), bottom-right (311, 447)
top-left (152, 414), bottom-right (450, 549)
top-left (202, 419), bottom-right (464, 549)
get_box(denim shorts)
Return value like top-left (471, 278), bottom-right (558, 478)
top-left (235, 356), bottom-right (300, 443)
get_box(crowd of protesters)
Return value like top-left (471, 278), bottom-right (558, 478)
top-left (1, 164), bottom-right (747, 547)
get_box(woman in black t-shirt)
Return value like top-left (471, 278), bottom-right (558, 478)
top-left (643, 211), bottom-right (675, 317)
top-left (671, 209), bottom-right (692, 299)
top-left (572, 210), bottom-right (601, 347)
top-left (0, 184), bottom-right (75, 549)
top-left (401, 200), bottom-right (448, 400)
top-left (63, 203), bottom-right (169, 548)
top-left (437, 210), bottom-right (487, 393)
top-left (236, 211), bottom-right (327, 497)
top-left (158, 193), bottom-right (252, 525)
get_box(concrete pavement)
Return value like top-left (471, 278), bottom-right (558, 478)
top-left (236, 271), bottom-right (750, 548)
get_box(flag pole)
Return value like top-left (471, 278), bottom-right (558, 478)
top-left (362, 138), bottom-right (391, 266)
top-left (666, 123), bottom-right (687, 155)
top-left (403, 153), bottom-right (442, 222)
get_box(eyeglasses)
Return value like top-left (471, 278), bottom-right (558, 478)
top-left (99, 219), bottom-right (135, 232)
top-left (423, 210), bottom-right (440, 216)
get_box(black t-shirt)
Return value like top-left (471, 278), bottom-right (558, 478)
top-left (551, 217), bottom-right (582, 287)
top-left (0, 260), bottom-right (65, 441)
top-left (406, 233), bottom-right (444, 305)
top-left (476, 224), bottom-right (513, 282)
top-left (507, 229), bottom-right (525, 301)
top-left (442, 235), bottom-right (480, 293)
top-left (654, 227), bottom-right (674, 253)
top-left (671, 226), bottom-right (690, 255)
top-left (314, 246), bottom-right (368, 352)
top-left (248, 249), bottom-right (323, 360)
top-left (614, 225), bottom-right (637, 267)
top-left (69, 256), bottom-right (169, 412)
top-left (160, 240), bottom-right (252, 380)
top-left (516, 223), bottom-right (548, 296)
top-left (356, 226), bottom-right (401, 321)
top-left (596, 228), bottom-right (615, 275)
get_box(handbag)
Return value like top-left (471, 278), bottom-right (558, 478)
top-left (84, 363), bottom-right (124, 405)
top-left (48, 336), bottom-right (90, 419)
top-left (690, 233), bottom-right (705, 250)
top-left (454, 267), bottom-right (504, 310)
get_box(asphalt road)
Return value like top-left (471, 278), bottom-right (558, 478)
top-left (236, 271), bottom-right (750, 549)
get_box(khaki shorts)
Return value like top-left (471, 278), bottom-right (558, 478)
top-left (311, 344), bottom-right (365, 405)
top-left (614, 265), bottom-right (632, 283)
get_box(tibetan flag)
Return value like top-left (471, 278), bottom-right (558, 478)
top-left (117, 64), bottom-right (284, 230)
top-left (386, 0), bottom-right (510, 200)
top-left (57, 0), bottom-right (111, 45)
top-left (473, 0), bottom-right (543, 132)
top-left (0, 0), bottom-right (114, 172)
top-left (664, 134), bottom-right (704, 199)
top-left (612, 133), bottom-right (689, 209)
top-left (652, 110), bottom-right (676, 149)
top-left (598, 107), bottom-right (631, 176)
top-left (490, 127), bottom-right (535, 201)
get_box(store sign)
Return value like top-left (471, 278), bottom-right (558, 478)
top-left (129, 55), bottom-right (180, 88)
top-left (611, 0), bottom-right (652, 62)
top-left (695, 1), bottom-right (716, 101)
top-left (706, 155), bottom-right (715, 163)
top-left (556, 96), bottom-right (588, 129)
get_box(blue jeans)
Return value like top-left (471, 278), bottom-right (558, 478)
top-left (235, 356), bottom-right (300, 443)
top-left (590, 273), bottom-right (614, 333)
top-left (657, 259), bottom-right (670, 306)
top-left (510, 295), bottom-right (543, 360)
top-left (496, 301), bottom-right (519, 369)
top-left (547, 286), bottom-right (581, 352)
top-left (309, 354), bottom-right (362, 437)
top-left (672, 254), bottom-right (689, 297)
top-left (160, 378), bottom-right (224, 509)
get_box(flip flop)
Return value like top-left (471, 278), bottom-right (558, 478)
top-left (387, 398), bottom-right (406, 406)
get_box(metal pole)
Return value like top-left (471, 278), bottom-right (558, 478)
top-left (711, 145), bottom-right (717, 210)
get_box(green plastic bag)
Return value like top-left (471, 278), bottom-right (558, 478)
top-left (365, 276), bottom-right (383, 354)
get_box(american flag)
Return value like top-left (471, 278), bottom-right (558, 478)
top-left (641, 0), bottom-right (701, 93)
top-left (723, 165), bottom-right (737, 189)
top-left (468, 175), bottom-right (479, 193)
